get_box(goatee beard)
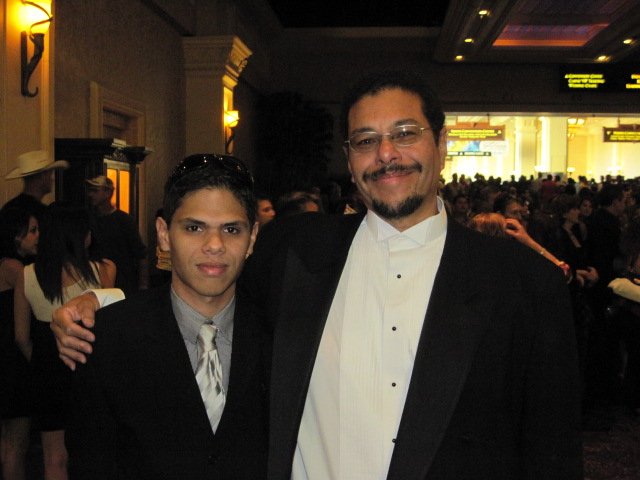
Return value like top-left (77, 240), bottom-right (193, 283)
top-left (372, 194), bottom-right (425, 220)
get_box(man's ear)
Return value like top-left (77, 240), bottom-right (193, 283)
top-left (156, 216), bottom-right (171, 252)
top-left (245, 221), bottom-right (259, 258)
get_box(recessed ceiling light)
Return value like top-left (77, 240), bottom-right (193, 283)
top-left (478, 9), bottom-right (490, 17)
top-left (596, 55), bottom-right (609, 62)
top-left (464, 38), bottom-right (474, 43)
top-left (455, 55), bottom-right (464, 61)
top-left (623, 38), bottom-right (634, 45)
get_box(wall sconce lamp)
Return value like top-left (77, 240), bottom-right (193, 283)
top-left (224, 110), bottom-right (240, 154)
top-left (21, 1), bottom-right (53, 97)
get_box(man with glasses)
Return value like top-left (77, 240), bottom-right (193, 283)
top-left (242, 71), bottom-right (581, 479)
top-left (54, 71), bottom-right (581, 479)
top-left (63, 155), bottom-right (267, 479)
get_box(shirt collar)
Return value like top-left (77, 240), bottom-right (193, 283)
top-left (365, 196), bottom-right (448, 245)
top-left (171, 287), bottom-right (235, 346)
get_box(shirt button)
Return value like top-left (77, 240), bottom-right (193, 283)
top-left (396, 274), bottom-right (402, 279)
top-left (392, 326), bottom-right (397, 331)
top-left (392, 438), bottom-right (397, 443)
top-left (392, 382), bottom-right (397, 387)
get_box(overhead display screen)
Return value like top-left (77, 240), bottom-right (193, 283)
top-left (560, 65), bottom-right (640, 93)
top-left (603, 126), bottom-right (640, 142)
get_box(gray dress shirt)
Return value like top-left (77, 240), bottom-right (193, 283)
top-left (171, 288), bottom-right (233, 393)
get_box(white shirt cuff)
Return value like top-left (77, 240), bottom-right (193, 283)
top-left (85, 288), bottom-right (126, 308)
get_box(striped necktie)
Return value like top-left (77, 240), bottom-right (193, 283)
top-left (195, 323), bottom-right (226, 433)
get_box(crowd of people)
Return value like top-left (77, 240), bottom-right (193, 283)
top-left (440, 171), bottom-right (640, 423)
top-left (0, 70), bottom-right (636, 479)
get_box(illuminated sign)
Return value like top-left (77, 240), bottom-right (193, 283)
top-left (561, 66), bottom-right (640, 93)
top-left (447, 151), bottom-right (492, 156)
top-left (447, 127), bottom-right (505, 140)
top-left (603, 126), bottom-right (640, 142)
top-left (564, 73), bottom-right (605, 89)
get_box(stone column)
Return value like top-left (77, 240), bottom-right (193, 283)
top-left (183, 35), bottom-right (251, 155)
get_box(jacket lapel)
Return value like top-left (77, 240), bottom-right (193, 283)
top-left (269, 213), bottom-right (363, 477)
top-left (386, 221), bottom-right (488, 479)
top-left (139, 288), bottom-right (217, 442)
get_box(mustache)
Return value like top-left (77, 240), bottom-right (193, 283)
top-left (362, 163), bottom-right (422, 182)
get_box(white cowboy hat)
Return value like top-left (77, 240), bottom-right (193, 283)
top-left (5, 150), bottom-right (69, 180)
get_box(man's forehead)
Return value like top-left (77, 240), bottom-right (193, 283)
top-left (176, 187), bottom-right (249, 219)
top-left (347, 89), bottom-right (425, 127)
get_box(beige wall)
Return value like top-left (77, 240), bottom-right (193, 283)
top-left (1, 0), bottom-right (55, 205)
top-left (55, 0), bottom-right (187, 250)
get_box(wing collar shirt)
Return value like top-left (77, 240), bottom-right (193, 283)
top-left (292, 198), bottom-right (448, 480)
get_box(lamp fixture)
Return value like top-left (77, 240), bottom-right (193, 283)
top-left (623, 38), bottom-right (634, 45)
top-left (224, 110), bottom-right (240, 154)
top-left (596, 55), bottom-right (609, 62)
top-left (21, 1), bottom-right (53, 97)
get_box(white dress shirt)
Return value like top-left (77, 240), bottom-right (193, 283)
top-left (292, 199), bottom-right (448, 480)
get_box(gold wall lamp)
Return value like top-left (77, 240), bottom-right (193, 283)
top-left (224, 110), bottom-right (239, 154)
top-left (21, 0), bottom-right (53, 97)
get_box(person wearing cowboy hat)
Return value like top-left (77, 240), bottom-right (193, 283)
top-left (2, 150), bottom-right (69, 221)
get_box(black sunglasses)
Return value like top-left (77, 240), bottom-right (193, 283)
top-left (168, 154), bottom-right (253, 187)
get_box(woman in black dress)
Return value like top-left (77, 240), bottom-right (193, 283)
top-left (0, 207), bottom-right (39, 480)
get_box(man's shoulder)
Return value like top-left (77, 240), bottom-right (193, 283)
top-left (96, 286), bottom-right (171, 325)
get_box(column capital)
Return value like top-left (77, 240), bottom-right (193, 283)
top-left (183, 35), bottom-right (252, 84)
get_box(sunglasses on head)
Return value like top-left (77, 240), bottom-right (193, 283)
top-left (168, 154), bottom-right (253, 187)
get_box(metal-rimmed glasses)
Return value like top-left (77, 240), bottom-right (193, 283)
top-left (344, 124), bottom-right (431, 153)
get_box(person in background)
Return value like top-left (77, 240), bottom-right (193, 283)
top-left (468, 212), bottom-right (507, 238)
top-left (449, 193), bottom-right (471, 226)
top-left (2, 150), bottom-right (69, 224)
top-left (85, 175), bottom-right (147, 294)
top-left (276, 192), bottom-right (322, 218)
top-left (0, 208), bottom-right (38, 480)
top-left (255, 194), bottom-right (276, 227)
top-left (584, 183), bottom-right (626, 413)
top-left (14, 204), bottom-right (115, 480)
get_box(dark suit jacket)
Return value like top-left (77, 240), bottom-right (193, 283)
top-left (66, 285), bottom-right (268, 479)
top-left (240, 212), bottom-right (582, 480)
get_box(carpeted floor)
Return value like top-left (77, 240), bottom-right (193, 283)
top-left (583, 407), bottom-right (640, 480)
top-left (2, 409), bottom-right (638, 479)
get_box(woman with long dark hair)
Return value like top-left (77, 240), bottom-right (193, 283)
top-left (0, 207), bottom-right (38, 480)
top-left (14, 204), bottom-right (115, 480)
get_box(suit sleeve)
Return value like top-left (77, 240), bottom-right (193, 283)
top-left (521, 255), bottom-right (583, 479)
top-left (66, 336), bottom-right (118, 479)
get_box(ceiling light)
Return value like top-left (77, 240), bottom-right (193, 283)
top-left (596, 55), bottom-right (609, 62)
top-left (455, 55), bottom-right (464, 61)
top-left (623, 38), bottom-right (634, 45)
top-left (464, 38), bottom-right (474, 43)
top-left (478, 9), bottom-right (490, 17)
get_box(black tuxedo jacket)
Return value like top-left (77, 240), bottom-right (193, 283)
top-left (66, 285), bottom-right (268, 479)
top-left (240, 212), bottom-right (582, 480)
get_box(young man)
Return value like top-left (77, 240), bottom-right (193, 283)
top-left (65, 154), bottom-right (267, 479)
top-left (55, 72), bottom-right (582, 480)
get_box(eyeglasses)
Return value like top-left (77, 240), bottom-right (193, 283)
top-left (344, 124), bottom-right (431, 153)
top-left (168, 154), bottom-right (253, 187)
